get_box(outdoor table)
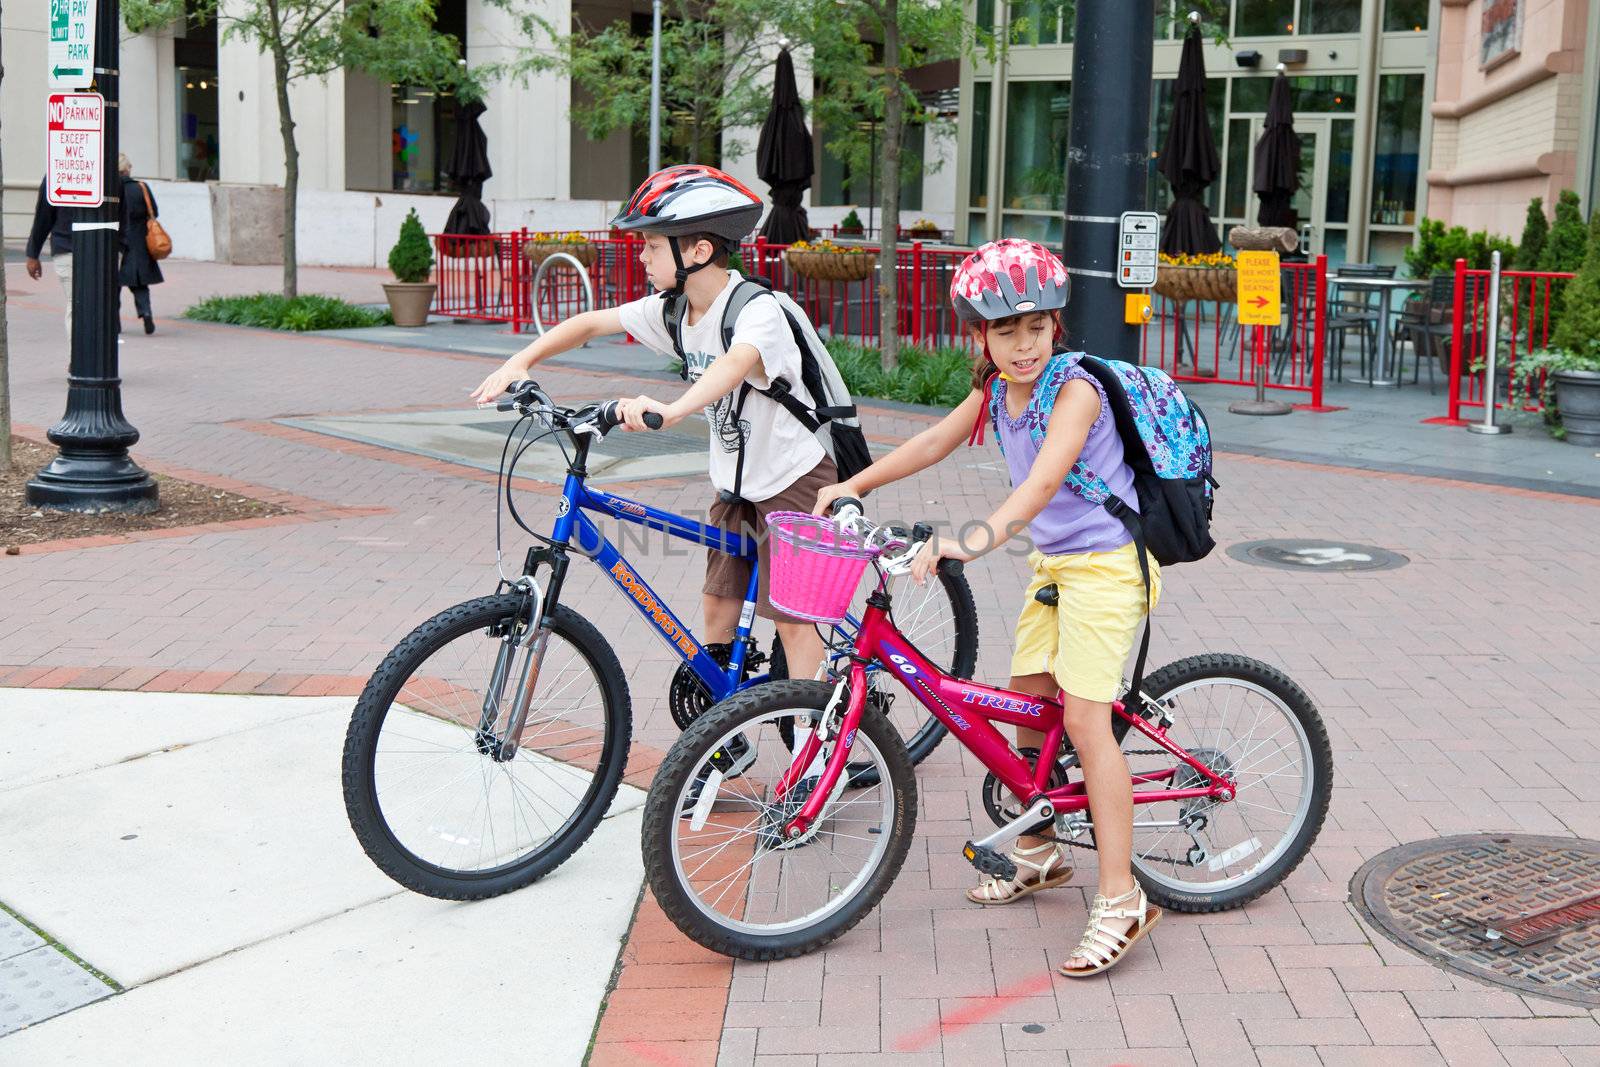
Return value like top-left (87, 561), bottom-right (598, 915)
top-left (1332, 275), bottom-right (1427, 387)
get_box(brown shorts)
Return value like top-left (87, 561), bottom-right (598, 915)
top-left (704, 457), bottom-right (839, 623)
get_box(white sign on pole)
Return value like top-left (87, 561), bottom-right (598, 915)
top-left (48, 0), bottom-right (97, 91)
top-left (46, 93), bottom-right (105, 208)
top-left (1117, 211), bottom-right (1161, 289)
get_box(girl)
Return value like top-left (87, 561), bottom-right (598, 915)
top-left (814, 238), bottom-right (1161, 977)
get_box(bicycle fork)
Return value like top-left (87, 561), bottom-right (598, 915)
top-left (477, 581), bottom-right (552, 762)
top-left (776, 666), bottom-right (870, 843)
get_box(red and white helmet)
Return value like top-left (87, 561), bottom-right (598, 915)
top-left (611, 164), bottom-right (764, 245)
top-left (950, 239), bottom-right (1070, 323)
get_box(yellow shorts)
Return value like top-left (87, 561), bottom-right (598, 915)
top-left (1010, 542), bottom-right (1161, 704)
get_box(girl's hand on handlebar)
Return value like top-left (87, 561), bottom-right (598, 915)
top-left (471, 363), bottom-right (527, 407)
top-left (909, 535), bottom-right (973, 586)
top-left (619, 395), bottom-right (675, 431)
top-left (813, 482), bottom-right (859, 516)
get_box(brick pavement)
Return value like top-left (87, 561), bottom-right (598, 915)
top-left (4, 261), bottom-right (1600, 1064)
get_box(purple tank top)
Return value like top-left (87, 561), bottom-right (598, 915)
top-left (995, 369), bottom-right (1138, 556)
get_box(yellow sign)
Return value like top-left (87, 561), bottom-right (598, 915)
top-left (1124, 292), bottom-right (1151, 325)
top-left (1236, 250), bottom-right (1282, 326)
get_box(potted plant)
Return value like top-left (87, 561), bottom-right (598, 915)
top-left (384, 208), bottom-right (436, 327)
top-left (906, 218), bottom-right (942, 240)
top-left (1153, 251), bottom-right (1238, 304)
top-left (1537, 206), bottom-right (1600, 445)
top-left (521, 230), bottom-right (597, 269)
top-left (836, 209), bottom-right (864, 237)
top-left (784, 238), bottom-right (877, 283)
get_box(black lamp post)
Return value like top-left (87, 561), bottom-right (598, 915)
top-left (27, 0), bottom-right (158, 513)
top-left (1061, 1), bottom-right (1155, 362)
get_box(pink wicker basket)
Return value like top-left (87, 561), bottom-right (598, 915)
top-left (766, 512), bottom-right (878, 625)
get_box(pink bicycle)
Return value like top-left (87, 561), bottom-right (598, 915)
top-left (642, 500), bottom-right (1333, 960)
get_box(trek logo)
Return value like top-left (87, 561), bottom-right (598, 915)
top-left (609, 560), bottom-right (699, 658)
top-left (960, 690), bottom-right (1044, 717)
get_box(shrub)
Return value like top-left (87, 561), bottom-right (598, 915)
top-left (184, 293), bottom-right (392, 331)
top-left (1550, 207), bottom-right (1600, 362)
top-left (1514, 196), bottom-right (1548, 271)
top-left (839, 209), bottom-right (864, 232)
top-left (388, 208), bottom-right (435, 284)
top-left (826, 339), bottom-right (974, 407)
top-left (1404, 217), bottom-right (1515, 278)
top-left (1537, 190), bottom-right (1588, 333)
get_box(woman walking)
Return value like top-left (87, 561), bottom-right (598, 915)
top-left (118, 154), bottom-right (164, 334)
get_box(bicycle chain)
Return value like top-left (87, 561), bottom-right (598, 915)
top-left (1050, 750), bottom-right (1199, 867)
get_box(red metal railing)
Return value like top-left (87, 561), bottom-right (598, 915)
top-left (1445, 258), bottom-right (1574, 422)
top-left (1139, 255), bottom-right (1327, 409)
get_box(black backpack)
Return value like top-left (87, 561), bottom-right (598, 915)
top-left (662, 276), bottom-right (873, 500)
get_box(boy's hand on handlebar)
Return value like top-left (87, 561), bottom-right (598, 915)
top-left (619, 395), bottom-right (676, 431)
top-left (909, 535), bottom-right (973, 586)
top-left (813, 482), bottom-right (860, 516)
top-left (471, 363), bottom-right (527, 406)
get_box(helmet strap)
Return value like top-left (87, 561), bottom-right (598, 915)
top-left (967, 323), bottom-right (998, 447)
top-left (667, 235), bottom-right (717, 295)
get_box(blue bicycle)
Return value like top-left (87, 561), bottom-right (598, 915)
top-left (342, 380), bottom-right (978, 899)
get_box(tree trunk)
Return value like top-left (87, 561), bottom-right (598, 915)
top-left (270, 33), bottom-right (299, 299)
top-left (0, 26), bottom-right (10, 471)
top-left (876, 0), bottom-right (903, 370)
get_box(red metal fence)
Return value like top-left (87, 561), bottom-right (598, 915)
top-left (1443, 258), bottom-right (1574, 423)
top-left (1139, 256), bottom-right (1329, 410)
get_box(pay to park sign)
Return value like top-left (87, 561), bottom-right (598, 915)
top-left (49, 0), bottom-right (97, 90)
top-left (46, 93), bottom-right (105, 208)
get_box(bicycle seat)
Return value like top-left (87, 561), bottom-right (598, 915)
top-left (1034, 583), bottom-right (1059, 607)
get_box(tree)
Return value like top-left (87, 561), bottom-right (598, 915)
top-left (124, 0), bottom-right (472, 298)
top-left (1551, 207), bottom-right (1600, 356)
top-left (0, 3), bottom-right (10, 471)
top-left (1515, 196), bottom-right (1548, 272)
top-left (1538, 189), bottom-right (1588, 330)
top-left (504, 0), bottom-right (780, 166)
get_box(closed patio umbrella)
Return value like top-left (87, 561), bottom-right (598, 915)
top-left (444, 98), bottom-right (493, 238)
top-left (756, 49), bottom-right (814, 245)
top-left (1159, 22), bottom-right (1221, 255)
top-left (1254, 72), bottom-right (1301, 229)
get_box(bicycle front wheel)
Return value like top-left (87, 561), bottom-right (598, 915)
top-left (1121, 654), bottom-right (1332, 913)
top-left (343, 595), bottom-right (631, 900)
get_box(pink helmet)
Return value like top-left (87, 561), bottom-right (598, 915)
top-left (949, 239), bottom-right (1070, 323)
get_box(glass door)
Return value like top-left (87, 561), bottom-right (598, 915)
top-left (1247, 114), bottom-right (1331, 256)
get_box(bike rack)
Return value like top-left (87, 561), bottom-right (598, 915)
top-left (530, 252), bottom-right (597, 339)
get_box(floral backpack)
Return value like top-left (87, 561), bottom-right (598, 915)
top-left (985, 351), bottom-right (1218, 694)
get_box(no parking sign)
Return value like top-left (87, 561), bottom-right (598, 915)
top-left (46, 92), bottom-right (104, 208)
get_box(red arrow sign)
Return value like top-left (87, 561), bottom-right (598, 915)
top-left (1249, 295), bottom-right (1270, 308)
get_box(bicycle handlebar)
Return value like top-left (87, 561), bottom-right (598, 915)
top-left (495, 381), bottom-right (662, 432)
top-left (826, 499), bottom-right (963, 579)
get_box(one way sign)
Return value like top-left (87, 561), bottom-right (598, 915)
top-left (46, 92), bottom-right (104, 207)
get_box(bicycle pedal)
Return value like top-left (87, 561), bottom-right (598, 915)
top-left (962, 841), bottom-right (1017, 881)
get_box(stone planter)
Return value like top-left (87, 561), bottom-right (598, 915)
top-left (1153, 266), bottom-right (1238, 304)
top-left (785, 250), bottom-right (877, 283)
top-left (383, 282), bottom-right (436, 327)
top-left (1552, 368), bottom-right (1600, 446)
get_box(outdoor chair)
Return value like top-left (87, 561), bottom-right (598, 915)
top-left (1270, 269), bottom-right (1317, 382)
top-left (1401, 272), bottom-right (1487, 394)
top-left (1325, 263), bottom-right (1396, 380)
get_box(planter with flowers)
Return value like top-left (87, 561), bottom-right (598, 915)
top-left (784, 238), bottom-right (878, 283)
top-left (521, 231), bottom-right (597, 269)
top-left (1153, 251), bottom-right (1238, 304)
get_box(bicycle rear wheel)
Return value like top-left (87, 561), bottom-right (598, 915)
top-left (342, 594), bottom-right (631, 899)
top-left (1119, 654), bottom-right (1332, 913)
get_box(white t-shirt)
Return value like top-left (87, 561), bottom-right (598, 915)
top-left (615, 272), bottom-right (826, 502)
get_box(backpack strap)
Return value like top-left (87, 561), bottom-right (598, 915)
top-left (1104, 495), bottom-right (1154, 704)
top-left (662, 291), bottom-right (691, 381)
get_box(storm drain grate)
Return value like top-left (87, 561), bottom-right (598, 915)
top-left (1350, 834), bottom-right (1600, 1007)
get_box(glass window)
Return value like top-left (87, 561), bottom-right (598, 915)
top-left (1371, 73), bottom-right (1423, 225)
top-left (1223, 117), bottom-right (1250, 218)
top-left (1000, 212), bottom-right (1063, 245)
top-left (1302, 0), bottom-right (1360, 34)
top-left (392, 88), bottom-right (456, 192)
top-left (1003, 81), bottom-right (1070, 211)
top-left (1010, 0), bottom-right (1069, 45)
top-left (1235, 0), bottom-right (1295, 35)
top-left (1231, 75), bottom-right (1355, 113)
top-left (976, 0), bottom-right (995, 30)
top-left (970, 82), bottom-right (991, 209)
top-left (1383, 0), bottom-right (1428, 32)
top-left (1326, 118), bottom-right (1353, 224)
top-left (173, 8), bottom-right (219, 181)
top-left (967, 214), bottom-right (989, 246)
top-left (817, 119), bottom-right (923, 210)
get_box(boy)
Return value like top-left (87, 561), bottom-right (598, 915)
top-left (469, 164), bottom-right (834, 681)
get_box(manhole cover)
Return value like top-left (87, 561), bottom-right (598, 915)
top-left (1227, 539), bottom-right (1408, 572)
top-left (1350, 834), bottom-right (1600, 1006)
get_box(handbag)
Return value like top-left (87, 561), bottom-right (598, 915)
top-left (140, 182), bottom-right (172, 260)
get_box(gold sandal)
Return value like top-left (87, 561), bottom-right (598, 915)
top-left (966, 840), bottom-right (1073, 906)
top-left (1059, 882), bottom-right (1162, 977)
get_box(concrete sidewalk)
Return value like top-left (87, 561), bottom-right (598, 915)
top-left (0, 690), bottom-right (644, 1061)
